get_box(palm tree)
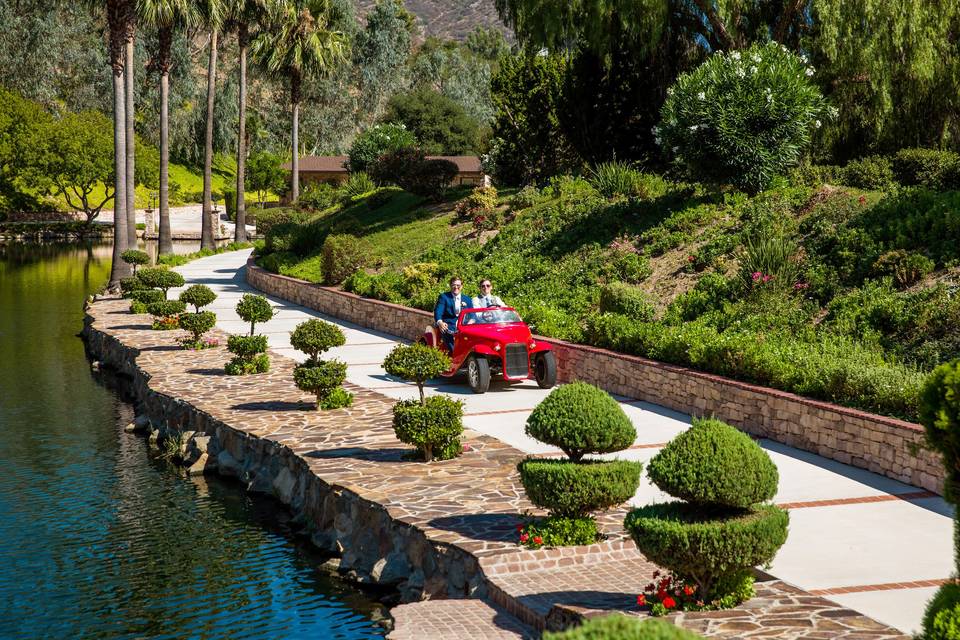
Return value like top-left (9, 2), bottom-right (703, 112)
top-left (138, 0), bottom-right (193, 257)
top-left (123, 22), bottom-right (138, 249)
top-left (225, 0), bottom-right (271, 243)
top-left (197, 0), bottom-right (224, 250)
top-left (252, 0), bottom-right (347, 203)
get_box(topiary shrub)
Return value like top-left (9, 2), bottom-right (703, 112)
top-left (599, 283), bottom-right (655, 321)
top-left (525, 381), bottom-right (636, 461)
top-left (646, 418), bottom-right (778, 508)
top-left (321, 234), bottom-right (366, 285)
top-left (657, 42), bottom-right (830, 193)
top-left (293, 360), bottom-right (352, 410)
top-left (120, 277), bottom-right (145, 297)
top-left (225, 334), bottom-right (269, 375)
top-left (130, 289), bottom-right (164, 305)
top-left (383, 343), bottom-right (461, 461)
top-left (542, 615), bottom-right (702, 640)
top-left (235, 294), bottom-right (274, 336)
top-left (923, 583), bottom-right (960, 640)
top-left (841, 155), bottom-right (895, 190)
top-left (290, 318), bottom-right (346, 364)
top-left (625, 418), bottom-right (789, 607)
top-left (403, 158), bottom-right (458, 201)
top-left (137, 267), bottom-right (185, 300)
top-left (179, 284), bottom-right (217, 312)
top-left (392, 395), bottom-right (464, 461)
top-left (147, 300), bottom-right (186, 330)
top-left (518, 459), bottom-right (643, 517)
top-left (178, 311), bottom-right (217, 348)
top-left (121, 249), bottom-right (150, 275)
top-left (920, 360), bottom-right (960, 503)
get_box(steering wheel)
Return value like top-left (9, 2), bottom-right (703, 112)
top-left (481, 310), bottom-right (496, 323)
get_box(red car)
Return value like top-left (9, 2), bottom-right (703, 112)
top-left (421, 307), bottom-right (557, 394)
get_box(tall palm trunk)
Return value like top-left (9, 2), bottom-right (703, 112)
top-left (124, 34), bottom-right (138, 248)
top-left (290, 71), bottom-right (300, 203)
top-left (107, 1), bottom-right (131, 288)
top-left (234, 22), bottom-right (248, 243)
top-left (200, 30), bottom-right (218, 250)
top-left (157, 25), bottom-right (173, 255)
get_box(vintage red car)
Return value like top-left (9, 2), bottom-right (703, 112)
top-left (421, 307), bottom-right (557, 394)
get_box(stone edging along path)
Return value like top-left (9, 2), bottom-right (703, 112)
top-left (245, 257), bottom-right (943, 495)
top-left (82, 297), bottom-right (908, 639)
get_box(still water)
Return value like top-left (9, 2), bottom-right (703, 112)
top-left (0, 242), bottom-right (386, 639)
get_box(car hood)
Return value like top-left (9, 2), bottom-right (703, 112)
top-left (461, 323), bottom-right (531, 341)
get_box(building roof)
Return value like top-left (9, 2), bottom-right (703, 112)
top-left (283, 154), bottom-right (483, 174)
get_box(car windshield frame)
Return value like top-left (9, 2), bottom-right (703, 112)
top-left (460, 308), bottom-right (523, 325)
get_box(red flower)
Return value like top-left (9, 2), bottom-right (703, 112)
top-left (662, 596), bottom-right (676, 609)
top-left (657, 590), bottom-right (667, 601)
top-left (636, 594), bottom-right (646, 606)
top-left (533, 536), bottom-right (543, 545)
top-left (683, 585), bottom-right (695, 596)
top-left (858, 195), bottom-right (867, 205)
top-left (516, 524), bottom-right (524, 532)
top-left (519, 533), bottom-right (529, 543)
top-left (653, 570), bottom-right (660, 578)
top-left (644, 583), bottom-right (655, 592)
top-left (687, 255), bottom-right (695, 263)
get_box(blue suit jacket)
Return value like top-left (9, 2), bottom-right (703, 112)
top-left (434, 292), bottom-right (473, 328)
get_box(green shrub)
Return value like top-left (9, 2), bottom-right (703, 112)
top-left (321, 234), bottom-right (366, 285)
top-left (340, 172), bottom-right (375, 199)
top-left (235, 294), bottom-right (274, 335)
top-left (130, 289), bottom-right (164, 305)
top-left (657, 42), bottom-right (829, 193)
top-left (136, 267), bottom-right (185, 299)
top-left (119, 277), bottom-right (145, 297)
top-left (366, 187), bottom-right (400, 209)
top-left (400, 262), bottom-right (439, 297)
top-left (589, 161), bottom-right (644, 199)
top-left (920, 360), bottom-right (960, 502)
top-left (404, 158), bottom-right (459, 200)
top-left (178, 311), bottom-right (217, 344)
top-left (599, 283), bottom-right (655, 321)
top-left (542, 615), bottom-right (702, 640)
top-left (130, 299), bottom-right (149, 314)
top-left (871, 250), bottom-right (935, 288)
top-left (146, 300), bottom-right (186, 318)
top-left (892, 148), bottom-right (960, 189)
top-left (511, 185), bottom-right (542, 209)
top-left (519, 516), bottom-right (599, 548)
top-left (260, 250), bottom-right (298, 274)
top-left (290, 318), bottom-right (345, 364)
top-left (178, 284), bottom-right (217, 312)
top-left (923, 583), bottom-right (960, 640)
top-left (120, 249), bottom-right (150, 274)
top-left (383, 343), bottom-right (451, 403)
top-left (348, 123), bottom-right (416, 174)
top-left (225, 334), bottom-right (269, 375)
top-left (299, 182), bottom-right (338, 211)
top-left (647, 418), bottom-right (779, 508)
top-left (610, 251), bottom-right (652, 284)
top-left (392, 396), bottom-right (464, 461)
top-left (739, 230), bottom-right (799, 291)
top-left (841, 155), bottom-right (895, 190)
top-left (293, 360), bottom-right (351, 409)
top-left (525, 382), bottom-right (636, 461)
top-left (223, 188), bottom-right (236, 219)
top-left (454, 186), bottom-right (498, 221)
top-left (789, 162), bottom-right (843, 188)
top-left (625, 503), bottom-right (788, 600)
top-left (518, 459), bottom-right (643, 517)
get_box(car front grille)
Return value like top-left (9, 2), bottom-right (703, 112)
top-left (504, 343), bottom-right (529, 378)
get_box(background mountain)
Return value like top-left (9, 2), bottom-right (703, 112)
top-left (355, 0), bottom-right (509, 40)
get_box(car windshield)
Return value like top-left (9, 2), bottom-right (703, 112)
top-left (462, 308), bottom-right (522, 325)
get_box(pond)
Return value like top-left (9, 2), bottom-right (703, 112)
top-left (0, 241), bottom-right (387, 639)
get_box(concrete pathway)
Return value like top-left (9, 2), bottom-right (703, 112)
top-left (172, 249), bottom-right (955, 635)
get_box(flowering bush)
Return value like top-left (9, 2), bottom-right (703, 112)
top-left (347, 123), bottom-right (416, 174)
top-left (455, 185), bottom-right (499, 221)
top-left (472, 209), bottom-right (504, 232)
top-left (516, 516), bottom-right (598, 549)
top-left (657, 42), bottom-right (831, 193)
top-left (637, 569), bottom-right (754, 616)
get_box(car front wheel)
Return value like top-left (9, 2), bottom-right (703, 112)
top-left (467, 354), bottom-right (491, 394)
top-left (534, 352), bottom-right (557, 389)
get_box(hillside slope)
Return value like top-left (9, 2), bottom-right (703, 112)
top-left (355, 0), bottom-right (508, 40)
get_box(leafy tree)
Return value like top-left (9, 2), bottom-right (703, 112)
top-left (382, 87), bottom-right (481, 155)
top-left (197, 0), bottom-right (226, 250)
top-left (352, 0), bottom-right (414, 125)
top-left (347, 123), bottom-right (416, 173)
top-left (246, 150), bottom-right (286, 208)
top-left (0, 88), bottom-right (52, 212)
top-left (252, 0), bottom-right (348, 203)
top-left (464, 26), bottom-right (510, 63)
top-left (409, 38), bottom-right (495, 125)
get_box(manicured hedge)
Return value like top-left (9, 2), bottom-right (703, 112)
top-left (392, 396), bottom-right (464, 461)
top-left (518, 459), bottom-right (644, 517)
top-left (542, 615), bottom-right (702, 639)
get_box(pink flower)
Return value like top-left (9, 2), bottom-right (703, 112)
top-left (762, 274), bottom-right (773, 283)
top-left (519, 533), bottom-right (529, 543)
top-left (751, 271), bottom-right (762, 281)
top-left (858, 195), bottom-right (867, 205)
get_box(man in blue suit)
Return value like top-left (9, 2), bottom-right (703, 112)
top-left (434, 276), bottom-right (473, 352)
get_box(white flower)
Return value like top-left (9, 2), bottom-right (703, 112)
top-left (697, 91), bottom-right (705, 100)
top-left (735, 67), bottom-right (745, 78)
top-left (651, 125), bottom-right (659, 135)
top-left (751, 53), bottom-right (761, 63)
top-left (689, 124), bottom-right (698, 132)
top-left (815, 119), bottom-right (822, 128)
top-left (805, 67), bottom-right (815, 76)
top-left (801, 54), bottom-right (809, 63)
top-left (750, 65), bottom-right (758, 74)
top-left (654, 136), bottom-right (662, 146)
top-left (672, 146), bottom-right (679, 153)
top-left (731, 51), bottom-right (741, 60)
top-left (829, 106), bottom-right (840, 118)
top-left (667, 87), bottom-right (674, 96)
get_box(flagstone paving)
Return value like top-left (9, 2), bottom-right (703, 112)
top-left (107, 248), bottom-right (953, 637)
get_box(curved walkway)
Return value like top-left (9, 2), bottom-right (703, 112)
top-left (172, 249), bottom-right (954, 635)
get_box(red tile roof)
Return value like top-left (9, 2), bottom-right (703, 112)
top-left (283, 155), bottom-right (483, 174)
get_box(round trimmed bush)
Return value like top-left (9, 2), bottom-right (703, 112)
top-left (226, 334), bottom-right (268, 358)
top-left (146, 300), bottom-right (186, 318)
top-left (525, 382), bottom-right (635, 461)
top-left (542, 615), bottom-right (702, 640)
top-left (383, 343), bottom-right (451, 403)
top-left (646, 418), bottom-right (779, 508)
top-left (130, 289), bottom-right (164, 305)
top-left (179, 284), bottom-right (217, 312)
top-left (920, 360), bottom-right (960, 502)
top-left (293, 360), bottom-right (349, 409)
top-left (657, 41), bottom-right (829, 193)
top-left (625, 502), bottom-right (788, 599)
top-left (842, 155), bottom-right (895, 190)
top-left (518, 458), bottom-right (643, 517)
top-left (120, 277), bottom-right (145, 297)
top-left (225, 353), bottom-right (270, 375)
top-left (290, 318), bottom-right (346, 364)
top-left (393, 395), bottom-right (464, 461)
top-left (923, 583), bottom-right (960, 640)
top-left (136, 267), bottom-right (184, 298)
top-left (121, 249), bottom-right (150, 274)
top-left (235, 294), bottom-right (274, 335)
top-left (320, 387), bottom-right (354, 410)
top-left (178, 311), bottom-right (217, 343)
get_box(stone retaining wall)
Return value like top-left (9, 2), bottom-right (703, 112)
top-left (246, 258), bottom-right (943, 494)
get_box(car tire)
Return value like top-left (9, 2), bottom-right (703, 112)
top-left (534, 352), bottom-right (557, 389)
top-left (467, 354), bottom-right (490, 394)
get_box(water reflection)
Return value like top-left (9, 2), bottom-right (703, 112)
top-left (0, 242), bottom-right (385, 639)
